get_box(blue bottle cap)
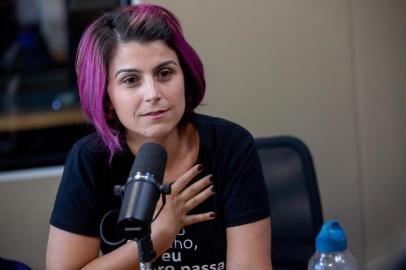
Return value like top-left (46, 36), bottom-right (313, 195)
top-left (316, 220), bottom-right (347, 252)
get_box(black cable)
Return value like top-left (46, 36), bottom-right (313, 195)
top-left (99, 210), bottom-right (126, 246)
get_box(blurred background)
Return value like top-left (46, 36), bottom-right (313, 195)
top-left (0, 0), bottom-right (405, 269)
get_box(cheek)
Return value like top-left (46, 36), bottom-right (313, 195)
top-left (179, 90), bottom-right (186, 109)
top-left (110, 95), bottom-right (140, 124)
top-left (174, 91), bottom-right (186, 117)
top-left (176, 81), bottom-right (186, 111)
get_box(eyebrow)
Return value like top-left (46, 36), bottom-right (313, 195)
top-left (114, 60), bottom-right (178, 78)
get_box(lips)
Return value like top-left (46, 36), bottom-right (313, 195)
top-left (141, 109), bottom-right (169, 117)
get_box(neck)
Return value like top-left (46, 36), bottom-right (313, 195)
top-left (125, 124), bottom-right (196, 167)
top-left (126, 123), bottom-right (199, 183)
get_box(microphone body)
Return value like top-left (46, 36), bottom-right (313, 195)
top-left (117, 143), bottom-right (167, 240)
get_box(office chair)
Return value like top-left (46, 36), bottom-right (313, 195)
top-left (255, 136), bottom-right (323, 270)
top-left (0, 257), bottom-right (31, 270)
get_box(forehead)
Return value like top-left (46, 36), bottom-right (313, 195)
top-left (109, 40), bottom-right (179, 71)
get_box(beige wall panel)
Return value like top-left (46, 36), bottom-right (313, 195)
top-left (0, 171), bottom-right (61, 269)
top-left (146, 0), bottom-right (364, 265)
top-left (351, 0), bottom-right (406, 267)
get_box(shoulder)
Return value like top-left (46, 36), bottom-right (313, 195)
top-left (65, 133), bottom-right (108, 169)
top-left (51, 134), bottom-right (114, 237)
top-left (193, 113), bottom-right (255, 149)
top-left (193, 113), bottom-right (254, 139)
top-left (67, 133), bottom-right (109, 163)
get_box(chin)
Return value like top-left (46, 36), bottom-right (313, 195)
top-left (140, 123), bottom-right (178, 141)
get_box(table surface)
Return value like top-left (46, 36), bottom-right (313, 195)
top-left (0, 109), bottom-right (85, 132)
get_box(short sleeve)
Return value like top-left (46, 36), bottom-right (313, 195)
top-left (220, 130), bottom-right (270, 227)
top-left (50, 140), bottom-right (109, 236)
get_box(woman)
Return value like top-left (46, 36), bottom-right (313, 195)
top-left (46, 4), bottom-right (271, 269)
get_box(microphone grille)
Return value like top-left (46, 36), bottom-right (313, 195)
top-left (129, 143), bottom-right (167, 184)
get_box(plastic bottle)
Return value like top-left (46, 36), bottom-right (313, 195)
top-left (308, 220), bottom-right (357, 270)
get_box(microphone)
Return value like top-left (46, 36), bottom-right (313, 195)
top-left (117, 142), bottom-right (167, 240)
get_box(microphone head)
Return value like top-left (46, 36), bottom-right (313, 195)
top-left (129, 143), bottom-right (167, 184)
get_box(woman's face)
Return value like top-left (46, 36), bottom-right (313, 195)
top-left (107, 40), bottom-right (185, 143)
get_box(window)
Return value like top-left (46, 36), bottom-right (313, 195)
top-left (0, 0), bottom-right (127, 171)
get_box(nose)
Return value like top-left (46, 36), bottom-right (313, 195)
top-left (142, 77), bottom-right (161, 102)
top-left (143, 79), bottom-right (161, 101)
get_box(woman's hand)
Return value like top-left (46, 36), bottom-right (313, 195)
top-left (151, 164), bottom-right (215, 252)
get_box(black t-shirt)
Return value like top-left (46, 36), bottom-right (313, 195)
top-left (50, 113), bottom-right (270, 269)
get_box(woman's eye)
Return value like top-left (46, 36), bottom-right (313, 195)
top-left (157, 69), bottom-right (174, 81)
top-left (122, 76), bottom-right (140, 86)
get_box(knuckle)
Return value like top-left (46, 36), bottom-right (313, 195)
top-left (190, 185), bottom-right (199, 194)
top-left (183, 217), bottom-right (191, 226)
top-left (189, 216), bottom-right (198, 225)
top-left (191, 198), bottom-right (199, 207)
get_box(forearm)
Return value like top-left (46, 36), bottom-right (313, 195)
top-left (82, 241), bottom-right (139, 270)
top-left (226, 218), bottom-right (272, 270)
top-left (82, 230), bottom-right (172, 270)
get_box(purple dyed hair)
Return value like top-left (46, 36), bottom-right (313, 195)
top-left (76, 4), bottom-right (205, 161)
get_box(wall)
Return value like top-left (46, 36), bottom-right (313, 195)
top-left (145, 0), bottom-right (406, 268)
top-left (0, 0), bottom-right (404, 269)
top-left (0, 167), bottom-right (62, 268)
top-left (351, 0), bottom-right (406, 268)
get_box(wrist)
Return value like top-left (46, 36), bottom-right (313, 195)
top-left (151, 223), bottom-right (176, 256)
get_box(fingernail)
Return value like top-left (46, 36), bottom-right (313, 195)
top-left (197, 164), bottom-right (203, 172)
top-left (210, 212), bottom-right (216, 218)
top-left (209, 175), bottom-right (213, 182)
top-left (211, 186), bottom-right (215, 192)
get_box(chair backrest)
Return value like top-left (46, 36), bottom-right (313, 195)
top-left (0, 257), bottom-right (31, 270)
top-left (255, 136), bottom-right (323, 269)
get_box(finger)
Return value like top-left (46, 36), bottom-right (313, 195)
top-left (153, 196), bottom-right (163, 216)
top-left (171, 164), bottom-right (202, 194)
top-left (183, 212), bottom-right (216, 227)
top-left (180, 174), bottom-right (212, 202)
top-left (183, 185), bottom-right (215, 213)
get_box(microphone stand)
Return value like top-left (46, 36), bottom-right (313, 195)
top-left (136, 234), bottom-right (155, 270)
top-left (115, 182), bottom-right (171, 270)
top-left (135, 184), bottom-right (171, 270)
